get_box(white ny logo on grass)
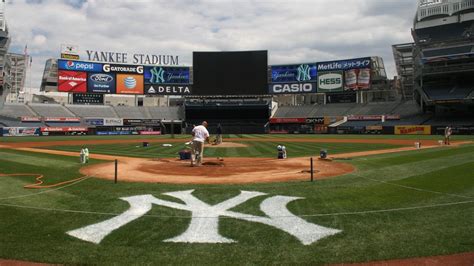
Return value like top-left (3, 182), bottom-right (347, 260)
top-left (67, 190), bottom-right (341, 245)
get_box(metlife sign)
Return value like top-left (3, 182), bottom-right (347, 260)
top-left (317, 72), bottom-right (343, 93)
top-left (144, 66), bottom-right (190, 84)
top-left (317, 57), bottom-right (371, 71)
top-left (269, 83), bottom-right (317, 94)
top-left (271, 64), bottom-right (317, 83)
top-left (58, 59), bottom-right (103, 72)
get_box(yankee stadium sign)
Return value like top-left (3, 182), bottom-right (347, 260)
top-left (86, 50), bottom-right (179, 66)
top-left (67, 190), bottom-right (341, 245)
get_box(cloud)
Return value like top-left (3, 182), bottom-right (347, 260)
top-left (6, 0), bottom-right (417, 88)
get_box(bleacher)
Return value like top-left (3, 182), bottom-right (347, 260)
top-left (423, 86), bottom-right (473, 101)
top-left (422, 45), bottom-right (474, 59)
top-left (113, 106), bottom-right (148, 119)
top-left (147, 106), bottom-right (183, 120)
top-left (414, 21), bottom-right (472, 43)
top-left (29, 104), bottom-right (75, 118)
top-left (66, 105), bottom-right (118, 118)
top-left (0, 103), bottom-right (36, 118)
top-left (273, 101), bottom-right (420, 119)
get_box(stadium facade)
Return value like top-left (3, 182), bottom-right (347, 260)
top-left (0, 0), bottom-right (9, 110)
top-left (394, 0), bottom-right (474, 110)
top-left (1, 0), bottom-right (474, 136)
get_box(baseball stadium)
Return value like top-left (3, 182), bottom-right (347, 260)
top-left (0, 1), bottom-right (474, 265)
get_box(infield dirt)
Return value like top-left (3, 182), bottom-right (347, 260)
top-left (5, 138), bottom-right (470, 184)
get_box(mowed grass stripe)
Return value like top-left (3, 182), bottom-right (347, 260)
top-left (0, 146), bottom-right (473, 264)
top-left (2, 134), bottom-right (474, 144)
top-left (42, 141), bottom-right (403, 159)
top-left (348, 146), bottom-right (474, 183)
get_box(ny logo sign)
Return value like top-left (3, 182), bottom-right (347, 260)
top-left (150, 66), bottom-right (166, 84)
top-left (67, 190), bottom-right (341, 245)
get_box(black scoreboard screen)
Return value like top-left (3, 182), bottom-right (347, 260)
top-left (192, 50), bottom-right (268, 95)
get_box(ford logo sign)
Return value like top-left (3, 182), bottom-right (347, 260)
top-left (91, 74), bottom-right (113, 83)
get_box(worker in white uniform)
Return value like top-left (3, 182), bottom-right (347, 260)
top-left (191, 121), bottom-right (210, 166)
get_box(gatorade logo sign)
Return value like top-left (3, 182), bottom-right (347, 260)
top-left (317, 72), bottom-right (343, 93)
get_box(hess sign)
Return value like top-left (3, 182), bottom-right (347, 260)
top-left (317, 72), bottom-right (343, 93)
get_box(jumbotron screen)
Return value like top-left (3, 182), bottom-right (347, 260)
top-left (192, 51), bottom-right (268, 95)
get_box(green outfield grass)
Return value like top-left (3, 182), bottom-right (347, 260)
top-left (0, 136), bottom-right (473, 265)
top-left (2, 133), bottom-right (474, 143)
top-left (42, 141), bottom-right (402, 158)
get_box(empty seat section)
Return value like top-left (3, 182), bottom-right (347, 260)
top-left (67, 105), bottom-right (117, 118)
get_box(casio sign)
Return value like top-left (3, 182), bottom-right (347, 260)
top-left (318, 73), bottom-right (342, 90)
top-left (271, 83), bottom-right (315, 94)
top-left (90, 74), bottom-right (113, 83)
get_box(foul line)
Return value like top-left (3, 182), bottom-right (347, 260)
top-left (0, 199), bottom-right (472, 219)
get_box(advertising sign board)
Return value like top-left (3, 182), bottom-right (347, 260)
top-left (317, 72), bottom-right (343, 93)
top-left (2, 127), bottom-right (40, 137)
top-left (395, 125), bottom-right (431, 135)
top-left (269, 83), bottom-right (317, 94)
top-left (145, 84), bottom-right (192, 95)
top-left (87, 72), bottom-right (116, 93)
top-left (305, 117), bottom-right (325, 124)
top-left (317, 57), bottom-right (371, 72)
top-left (144, 66), bottom-right (190, 84)
top-left (270, 64), bottom-right (317, 83)
top-left (58, 70), bottom-right (87, 93)
top-left (61, 44), bottom-right (80, 60)
top-left (44, 117), bottom-right (81, 122)
top-left (116, 74), bottom-right (144, 94)
top-left (123, 119), bottom-right (161, 126)
top-left (269, 118), bottom-right (306, 124)
top-left (58, 59), bottom-right (103, 72)
top-left (41, 127), bottom-right (88, 132)
top-left (104, 118), bottom-right (124, 126)
top-left (103, 64), bottom-right (144, 74)
top-left (21, 117), bottom-right (41, 122)
top-left (85, 119), bottom-right (104, 126)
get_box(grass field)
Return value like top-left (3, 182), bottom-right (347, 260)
top-left (42, 141), bottom-right (402, 158)
top-left (0, 135), bottom-right (473, 265)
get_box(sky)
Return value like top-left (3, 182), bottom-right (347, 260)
top-left (6, 0), bottom-right (419, 88)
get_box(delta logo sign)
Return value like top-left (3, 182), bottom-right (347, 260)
top-left (58, 59), bottom-right (103, 72)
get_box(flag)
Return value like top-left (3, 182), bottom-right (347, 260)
top-left (24, 44), bottom-right (28, 56)
top-left (30, 56), bottom-right (32, 67)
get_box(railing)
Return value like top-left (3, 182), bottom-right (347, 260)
top-left (418, 0), bottom-right (474, 21)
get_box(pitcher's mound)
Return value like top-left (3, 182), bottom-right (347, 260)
top-left (209, 142), bottom-right (248, 148)
top-left (202, 161), bottom-right (225, 166)
top-left (81, 157), bottom-right (355, 184)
